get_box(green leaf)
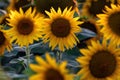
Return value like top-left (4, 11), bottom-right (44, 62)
top-left (74, 75), bottom-right (81, 80)
top-left (23, 67), bottom-right (36, 77)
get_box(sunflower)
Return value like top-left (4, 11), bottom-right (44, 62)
top-left (29, 53), bottom-right (74, 80)
top-left (79, 19), bottom-right (101, 45)
top-left (6, 7), bottom-right (44, 47)
top-left (77, 19), bottom-right (102, 49)
top-left (34, 0), bottom-right (79, 16)
top-left (97, 4), bottom-right (120, 45)
top-left (76, 39), bottom-right (120, 80)
top-left (82, 0), bottom-right (118, 18)
top-left (0, 26), bottom-right (12, 55)
top-left (80, 19), bottom-right (99, 34)
top-left (7, 0), bottom-right (32, 12)
top-left (42, 7), bottom-right (82, 51)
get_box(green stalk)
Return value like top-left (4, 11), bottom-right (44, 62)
top-left (57, 51), bottom-right (63, 64)
top-left (25, 46), bottom-right (31, 68)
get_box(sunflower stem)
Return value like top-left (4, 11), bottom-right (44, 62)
top-left (57, 51), bottom-right (63, 64)
top-left (25, 46), bottom-right (31, 69)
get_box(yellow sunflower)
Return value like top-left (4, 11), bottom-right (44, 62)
top-left (42, 7), bottom-right (82, 51)
top-left (97, 4), bottom-right (120, 45)
top-left (0, 26), bottom-right (12, 55)
top-left (82, 0), bottom-right (118, 18)
top-left (77, 19), bottom-right (102, 48)
top-left (7, 0), bottom-right (32, 12)
top-left (7, 7), bottom-right (44, 47)
top-left (76, 39), bottom-right (120, 80)
top-left (29, 53), bottom-right (74, 80)
top-left (81, 19), bottom-right (102, 45)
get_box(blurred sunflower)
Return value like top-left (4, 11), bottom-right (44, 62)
top-left (82, 0), bottom-right (118, 18)
top-left (97, 4), bottom-right (120, 45)
top-left (42, 7), bottom-right (82, 51)
top-left (81, 19), bottom-right (101, 42)
top-left (77, 19), bottom-right (101, 48)
top-left (34, 0), bottom-right (79, 16)
top-left (7, 7), bottom-right (44, 47)
top-left (29, 53), bottom-right (73, 80)
top-left (76, 39), bottom-right (120, 80)
top-left (7, 0), bottom-right (32, 12)
top-left (0, 26), bottom-right (12, 55)
top-left (80, 19), bottom-right (100, 34)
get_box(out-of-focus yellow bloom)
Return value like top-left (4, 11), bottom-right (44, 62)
top-left (29, 53), bottom-right (74, 80)
top-left (0, 26), bottom-right (12, 55)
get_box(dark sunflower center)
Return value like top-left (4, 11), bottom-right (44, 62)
top-left (15, 0), bottom-right (31, 11)
top-left (44, 68), bottom-right (64, 80)
top-left (88, 0), bottom-right (111, 16)
top-left (51, 18), bottom-right (71, 37)
top-left (0, 31), bottom-right (6, 45)
top-left (114, 0), bottom-right (118, 4)
top-left (35, 0), bottom-right (75, 15)
top-left (17, 18), bottom-right (34, 35)
top-left (89, 50), bottom-right (116, 78)
top-left (108, 12), bottom-right (120, 36)
top-left (80, 21), bottom-right (97, 33)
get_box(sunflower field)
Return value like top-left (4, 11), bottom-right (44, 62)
top-left (0, 0), bottom-right (120, 80)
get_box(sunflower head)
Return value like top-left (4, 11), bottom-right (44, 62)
top-left (97, 4), bottom-right (120, 45)
top-left (7, 0), bottom-right (32, 12)
top-left (34, 0), bottom-right (79, 16)
top-left (80, 19), bottom-right (100, 35)
top-left (77, 19), bottom-right (102, 48)
top-left (76, 39), bottom-right (120, 80)
top-left (82, 0), bottom-right (118, 18)
top-left (7, 7), bottom-right (44, 47)
top-left (42, 7), bottom-right (82, 51)
top-left (0, 26), bottom-right (12, 55)
top-left (29, 53), bottom-right (74, 80)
